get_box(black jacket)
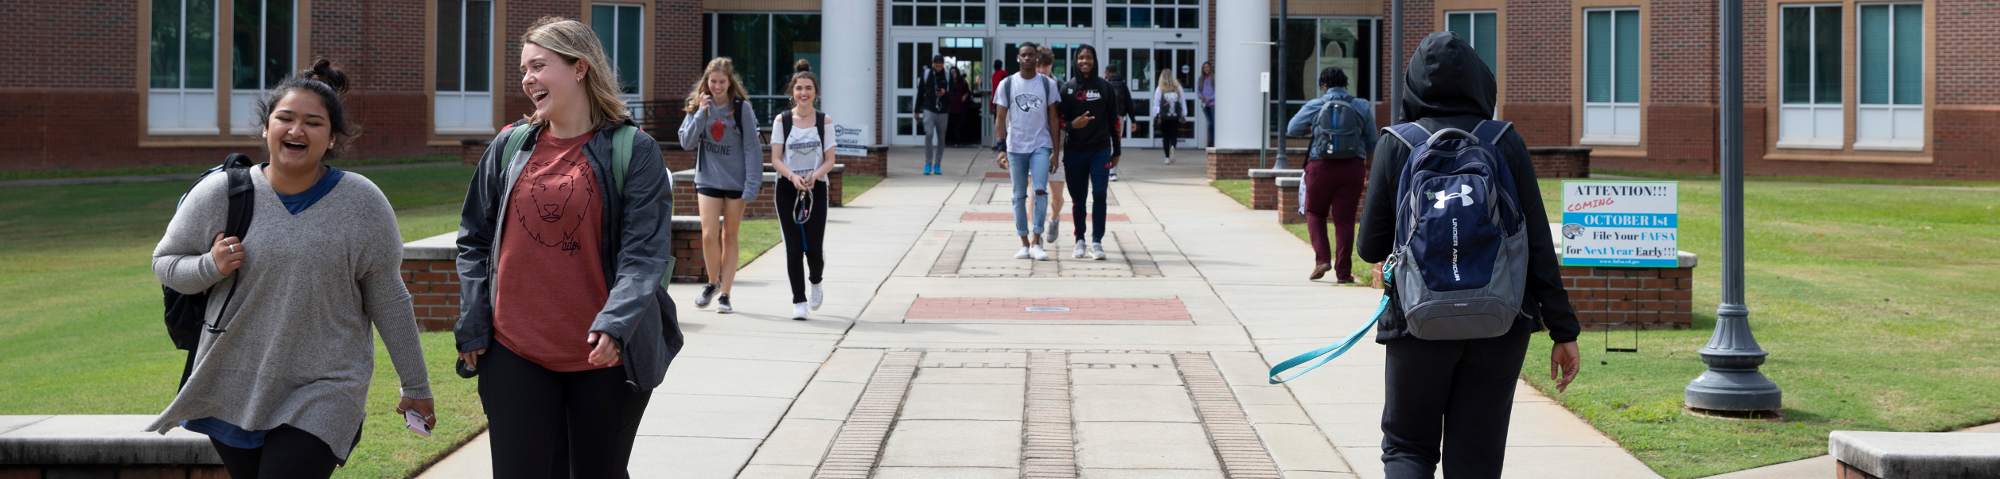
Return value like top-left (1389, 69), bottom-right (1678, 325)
top-left (1358, 32), bottom-right (1580, 344)
top-left (917, 68), bottom-right (950, 114)
top-left (1104, 75), bottom-right (1134, 124)
top-left (456, 119), bottom-right (684, 391)
top-left (1058, 73), bottom-right (1125, 155)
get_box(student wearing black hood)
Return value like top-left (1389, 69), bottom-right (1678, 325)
top-left (1056, 44), bottom-right (1122, 260)
top-left (1357, 32), bottom-right (1582, 479)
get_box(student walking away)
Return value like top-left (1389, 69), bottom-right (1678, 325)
top-left (677, 57), bottom-right (764, 313)
top-left (919, 55), bottom-right (951, 175)
top-left (1057, 44), bottom-right (1122, 260)
top-left (1286, 66), bottom-right (1378, 282)
top-left (993, 42), bottom-right (1064, 261)
top-left (1357, 32), bottom-right (1581, 479)
top-left (949, 66), bottom-right (977, 147)
top-left (1198, 61), bottom-right (1216, 146)
top-left (148, 59), bottom-right (434, 479)
top-left (1102, 65), bottom-right (1133, 181)
top-left (772, 61), bottom-right (837, 321)
top-left (1152, 69), bottom-right (1187, 165)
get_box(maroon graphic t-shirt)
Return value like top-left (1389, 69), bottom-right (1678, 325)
top-left (493, 129), bottom-right (617, 372)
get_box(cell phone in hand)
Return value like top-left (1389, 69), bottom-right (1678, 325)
top-left (404, 409), bottom-right (432, 438)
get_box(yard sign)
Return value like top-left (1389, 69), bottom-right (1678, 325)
top-left (1558, 180), bottom-right (1678, 267)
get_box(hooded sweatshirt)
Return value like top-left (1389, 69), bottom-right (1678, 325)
top-left (677, 99), bottom-right (763, 202)
top-left (1058, 53), bottom-right (1125, 156)
top-left (1356, 31), bottom-right (1580, 345)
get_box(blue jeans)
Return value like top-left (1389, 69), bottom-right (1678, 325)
top-left (1202, 105), bottom-right (1215, 145)
top-left (1062, 148), bottom-right (1112, 243)
top-left (1008, 147), bottom-right (1053, 237)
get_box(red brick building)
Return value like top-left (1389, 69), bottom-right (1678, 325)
top-left (1374, 0), bottom-right (1995, 180)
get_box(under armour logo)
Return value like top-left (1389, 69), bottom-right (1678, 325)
top-left (1433, 185), bottom-right (1474, 209)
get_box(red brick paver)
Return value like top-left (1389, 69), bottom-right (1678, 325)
top-left (960, 212), bottom-right (1130, 222)
top-left (905, 298), bottom-right (1192, 321)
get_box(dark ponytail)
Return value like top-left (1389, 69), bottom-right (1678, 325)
top-left (254, 58), bottom-right (360, 159)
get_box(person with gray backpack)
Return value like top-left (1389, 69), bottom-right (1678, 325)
top-left (1356, 32), bottom-right (1580, 479)
top-left (1286, 66), bottom-right (1378, 282)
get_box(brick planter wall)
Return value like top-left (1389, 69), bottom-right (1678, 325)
top-left (665, 145), bottom-right (888, 178)
top-left (1248, 169), bottom-right (1302, 210)
top-left (1527, 147), bottom-right (1592, 178)
top-left (400, 259), bottom-right (462, 332)
top-left (1206, 148), bottom-right (1303, 180)
top-left (1561, 265), bottom-right (1695, 330)
top-left (461, 139), bottom-right (490, 165)
top-left (671, 166), bottom-right (845, 220)
top-left (670, 217), bottom-right (707, 284)
top-left (1277, 177), bottom-right (1303, 224)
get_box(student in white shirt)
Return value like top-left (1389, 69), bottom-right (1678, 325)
top-left (769, 60), bottom-right (837, 321)
top-left (992, 43), bottom-right (1064, 261)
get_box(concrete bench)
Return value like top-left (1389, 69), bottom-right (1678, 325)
top-left (0, 415), bottom-right (224, 477)
top-left (1830, 431), bottom-right (2000, 479)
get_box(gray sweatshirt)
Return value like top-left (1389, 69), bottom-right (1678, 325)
top-left (677, 99), bottom-right (764, 202)
top-left (147, 166), bottom-right (431, 460)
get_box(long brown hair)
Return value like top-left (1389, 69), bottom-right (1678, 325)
top-left (520, 16), bottom-right (630, 129)
top-left (684, 57), bottom-right (752, 114)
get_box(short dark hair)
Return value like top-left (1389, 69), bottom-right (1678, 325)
top-left (1319, 66), bottom-right (1347, 89)
top-left (994, 59), bottom-right (1005, 70)
top-left (931, 54), bottom-right (945, 64)
top-left (1106, 64), bottom-right (1121, 75)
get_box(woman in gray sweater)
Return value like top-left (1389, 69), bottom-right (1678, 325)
top-left (678, 57), bottom-right (764, 313)
top-left (148, 60), bottom-right (433, 479)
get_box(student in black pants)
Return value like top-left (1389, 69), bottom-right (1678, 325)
top-left (1357, 32), bottom-right (1582, 479)
top-left (772, 60), bottom-right (836, 320)
top-left (1056, 44), bottom-right (1122, 260)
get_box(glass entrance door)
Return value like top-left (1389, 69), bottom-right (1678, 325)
top-left (1109, 44), bottom-right (1198, 149)
top-left (890, 40), bottom-right (935, 145)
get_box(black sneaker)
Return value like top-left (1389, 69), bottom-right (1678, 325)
top-left (716, 294), bottom-right (734, 314)
top-left (695, 283), bottom-right (717, 309)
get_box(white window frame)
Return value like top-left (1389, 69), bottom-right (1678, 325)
top-left (149, 0), bottom-right (220, 136)
top-left (436, 0), bottom-right (495, 135)
top-left (1581, 7), bottom-right (1640, 145)
top-left (594, 3), bottom-right (645, 108)
top-left (1853, 2), bottom-right (1923, 151)
top-left (1777, 4), bottom-right (1844, 149)
top-left (230, 0), bottom-right (298, 135)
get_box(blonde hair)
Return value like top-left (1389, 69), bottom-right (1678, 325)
top-left (520, 16), bottom-right (630, 129)
top-left (1157, 69), bottom-right (1182, 93)
top-left (684, 57), bottom-right (753, 114)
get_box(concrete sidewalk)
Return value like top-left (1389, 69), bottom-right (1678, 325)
top-left (416, 147), bottom-right (1662, 478)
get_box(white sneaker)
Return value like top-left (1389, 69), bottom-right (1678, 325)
top-left (1073, 241), bottom-right (1089, 258)
top-left (1165, 156), bottom-right (1174, 164)
top-left (1015, 247), bottom-right (1032, 260)
top-left (808, 283), bottom-right (824, 310)
top-left (792, 302), bottom-right (810, 321)
top-left (1029, 244), bottom-right (1050, 261)
top-left (1091, 242), bottom-right (1106, 260)
top-left (1110, 168), bottom-right (1120, 181)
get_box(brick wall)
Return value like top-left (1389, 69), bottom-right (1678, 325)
top-left (401, 260), bottom-right (462, 332)
top-left (0, 465), bottom-right (228, 478)
top-left (1250, 177), bottom-right (1285, 210)
top-left (670, 220), bottom-right (708, 283)
top-left (1207, 148), bottom-right (1301, 180)
top-left (1277, 178), bottom-right (1303, 224)
top-left (1561, 265), bottom-right (1694, 330)
top-left (1527, 147), bottom-right (1592, 178)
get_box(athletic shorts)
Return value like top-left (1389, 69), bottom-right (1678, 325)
top-left (697, 187), bottom-right (743, 199)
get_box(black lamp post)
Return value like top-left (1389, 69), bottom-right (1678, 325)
top-left (1273, 0), bottom-right (1289, 170)
top-left (1685, 0), bottom-right (1782, 413)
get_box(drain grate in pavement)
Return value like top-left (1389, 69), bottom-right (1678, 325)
top-left (905, 297), bottom-right (1192, 321)
top-left (813, 351), bottom-right (921, 479)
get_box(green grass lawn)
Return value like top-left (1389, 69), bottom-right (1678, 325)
top-left (0, 163), bottom-right (783, 478)
top-left (1217, 175), bottom-right (2000, 477)
top-left (844, 175), bottom-right (883, 205)
top-left (1518, 178), bottom-right (2000, 478)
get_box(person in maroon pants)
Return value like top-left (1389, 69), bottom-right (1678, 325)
top-left (1285, 66), bottom-right (1378, 282)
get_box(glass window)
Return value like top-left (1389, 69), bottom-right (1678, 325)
top-left (1268, 18), bottom-right (1375, 128)
top-left (892, 0), bottom-right (985, 27)
top-left (1857, 3), bottom-right (1923, 148)
top-left (1782, 5), bottom-right (1841, 105)
top-left (1778, 4), bottom-right (1842, 146)
top-left (1582, 8), bottom-right (1639, 141)
top-left (592, 4), bottom-right (644, 96)
top-left (1445, 11), bottom-right (1496, 73)
top-left (150, 0), bottom-right (219, 134)
top-left (232, 0), bottom-right (293, 91)
top-left (703, 13), bottom-right (822, 123)
top-left (436, 0), bottom-right (493, 134)
top-left (1108, 4), bottom-right (1198, 29)
top-left (152, 0), bottom-right (215, 90)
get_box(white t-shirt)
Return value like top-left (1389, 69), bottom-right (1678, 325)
top-left (995, 73), bottom-right (1061, 154)
top-left (773, 116), bottom-right (836, 182)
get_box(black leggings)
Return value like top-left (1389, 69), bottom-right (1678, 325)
top-left (1158, 117), bottom-right (1182, 158)
top-left (210, 425), bottom-right (344, 479)
top-left (1379, 328), bottom-right (1532, 479)
top-left (480, 342), bottom-right (652, 479)
top-left (777, 178), bottom-right (829, 303)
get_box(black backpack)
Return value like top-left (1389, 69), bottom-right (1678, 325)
top-left (163, 153), bottom-right (256, 388)
top-left (1310, 92), bottom-right (1368, 160)
top-left (779, 110), bottom-right (828, 156)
